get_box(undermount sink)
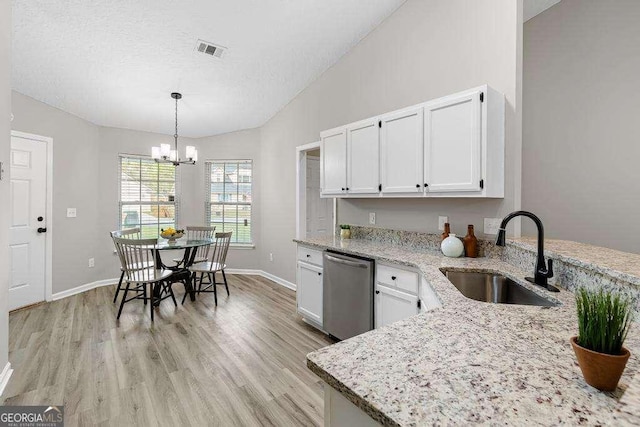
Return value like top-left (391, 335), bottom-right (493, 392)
top-left (444, 271), bottom-right (558, 307)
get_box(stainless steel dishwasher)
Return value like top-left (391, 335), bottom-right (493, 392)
top-left (323, 250), bottom-right (374, 340)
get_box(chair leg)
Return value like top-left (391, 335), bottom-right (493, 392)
top-left (222, 270), bottom-right (230, 296)
top-left (181, 274), bottom-right (193, 305)
top-left (117, 281), bottom-right (130, 320)
top-left (198, 273), bottom-right (204, 292)
top-left (143, 282), bottom-right (148, 305)
top-left (113, 271), bottom-right (125, 304)
top-left (149, 283), bottom-right (154, 322)
top-left (167, 281), bottom-right (177, 307)
top-left (212, 272), bottom-right (218, 306)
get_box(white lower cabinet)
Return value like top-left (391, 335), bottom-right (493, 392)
top-left (296, 260), bottom-right (323, 326)
top-left (375, 284), bottom-right (419, 329)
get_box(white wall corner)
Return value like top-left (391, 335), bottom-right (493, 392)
top-left (0, 362), bottom-right (13, 398)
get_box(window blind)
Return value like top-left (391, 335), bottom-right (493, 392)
top-left (205, 160), bottom-right (252, 244)
top-left (119, 154), bottom-right (179, 238)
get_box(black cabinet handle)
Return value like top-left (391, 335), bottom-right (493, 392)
top-left (37, 227), bottom-right (47, 233)
top-left (346, 187), bottom-right (349, 191)
top-left (375, 290), bottom-right (380, 294)
top-left (416, 184), bottom-right (420, 188)
top-left (391, 276), bottom-right (397, 280)
top-left (341, 187), bottom-right (345, 191)
top-left (424, 183), bottom-right (428, 187)
top-left (306, 254), bottom-right (311, 258)
top-left (318, 272), bottom-right (322, 276)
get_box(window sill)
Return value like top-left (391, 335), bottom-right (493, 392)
top-left (230, 243), bottom-right (255, 250)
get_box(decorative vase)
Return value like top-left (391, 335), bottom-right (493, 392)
top-left (441, 223), bottom-right (450, 241)
top-left (340, 229), bottom-right (351, 239)
top-left (441, 234), bottom-right (464, 258)
top-left (570, 336), bottom-right (630, 391)
top-left (463, 225), bottom-right (478, 258)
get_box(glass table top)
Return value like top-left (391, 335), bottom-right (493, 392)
top-left (155, 238), bottom-right (215, 250)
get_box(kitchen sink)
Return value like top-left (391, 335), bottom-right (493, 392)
top-left (444, 271), bottom-right (558, 307)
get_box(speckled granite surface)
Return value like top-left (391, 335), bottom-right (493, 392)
top-left (299, 236), bottom-right (640, 426)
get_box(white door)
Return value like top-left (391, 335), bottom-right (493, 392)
top-left (375, 284), bottom-right (419, 329)
top-left (320, 127), bottom-right (347, 196)
top-left (297, 261), bottom-right (323, 325)
top-left (424, 91), bottom-right (482, 193)
top-left (347, 119), bottom-right (380, 194)
top-left (380, 106), bottom-right (424, 194)
top-left (9, 135), bottom-right (48, 310)
top-left (306, 157), bottom-right (333, 237)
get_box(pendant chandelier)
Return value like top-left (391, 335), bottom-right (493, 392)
top-left (151, 92), bottom-right (198, 166)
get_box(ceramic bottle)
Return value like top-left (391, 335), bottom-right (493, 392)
top-left (463, 225), bottom-right (478, 258)
top-left (441, 234), bottom-right (464, 257)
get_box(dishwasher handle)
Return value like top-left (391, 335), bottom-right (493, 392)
top-left (325, 254), bottom-right (369, 269)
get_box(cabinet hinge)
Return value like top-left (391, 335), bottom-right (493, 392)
top-left (378, 184), bottom-right (382, 192)
top-left (417, 299), bottom-right (421, 309)
top-left (480, 92), bottom-right (484, 103)
top-left (378, 120), bottom-right (382, 128)
top-left (480, 179), bottom-right (484, 189)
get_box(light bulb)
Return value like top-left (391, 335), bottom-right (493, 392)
top-left (151, 146), bottom-right (160, 159)
top-left (160, 144), bottom-right (171, 158)
top-left (185, 146), bottom-right (196, 160)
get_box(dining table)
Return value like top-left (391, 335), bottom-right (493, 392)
top-left (153, 238), bottom-right (215, 302)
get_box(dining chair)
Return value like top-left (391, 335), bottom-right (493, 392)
top-left (112, 236), bottom-right (176, 321)
top-left (110, 228), bottom-right (143, 304)
top-left (172, 225), bottom-right (216, 266)
top-left (186, 231), bottom-right (232, 306)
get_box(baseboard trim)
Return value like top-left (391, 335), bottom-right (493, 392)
top-left (0, 362), bottom-right (13, 398)
top-left (49, 269), bottom-right (296, 302)
top-left (226, 269), bottom-right (297, 291)
top-left (51, 278), bottom-right (119, 301)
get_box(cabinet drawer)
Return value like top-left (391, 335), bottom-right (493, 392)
top-left (297, 246), bottom-right (324, 267)
top-left (377, 264), bottom-right (419, 294)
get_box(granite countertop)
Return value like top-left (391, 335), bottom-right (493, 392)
top-left (299, 236), bottom-right (640, 426)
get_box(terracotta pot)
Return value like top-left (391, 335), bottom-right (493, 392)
top-left (570, 336), bottom-right (630, 391)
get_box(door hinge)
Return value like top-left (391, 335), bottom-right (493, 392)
top-left (378, 184), bottom-right (382, 192)
top-left (480, 179), bottom-right (484, 189)
top-left (417, 299), bottom-right (421, 309)
top-left (480, 92), bottom-right (484, 102)
top-left (0, 161), bottom-right (3, 181)
top-left (378, 120), bottom-right (382, 128)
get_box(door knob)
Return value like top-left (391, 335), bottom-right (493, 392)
top-left (37, 216), bottom-right (44, 222)
top-left (375, 290), bottom-right (380, 294)
top-left (37, 227), bottom-right (47, 233)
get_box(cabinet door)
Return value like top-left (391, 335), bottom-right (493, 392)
top-left (347, 119), bottom-right (380, 194)
top-left (321, 127), bottom-right (347, 196)
top-left (380, 106), bottom-right (424, 194)
top-left (297, 261), bottom-right (323, 325)
top-left (424, 91), bottom-right (482, 193)
top-left (375, 284), bottom-right (419, 329)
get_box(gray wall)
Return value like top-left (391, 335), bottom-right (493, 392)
top-left (0, 0), bottom-right (11, 374)
top-left (11, 92), bottom-right (102, 294)
top-left (260, 0), bottom-right (524, 283)
top-left (523, 0), bottom-right (640, 254)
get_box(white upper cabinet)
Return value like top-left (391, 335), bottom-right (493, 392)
top-left (380, 106), bottom-right (424, 194)
top-left (347, 119), bottom-right (380, 194)
top-left (424, 90), bottom-right (482, 193)
top-left (320, 127), bottom-right (347, 196)
top-left (319, 85), bottom-right (504, 199)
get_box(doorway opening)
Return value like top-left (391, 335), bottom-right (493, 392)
top-left (296, 142), bottom-right (335, 240)
top-left (9, 131), bottom-right (53, 310)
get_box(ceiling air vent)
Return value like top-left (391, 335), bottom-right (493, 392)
top-left (195, 40), bottom-right (226, 59)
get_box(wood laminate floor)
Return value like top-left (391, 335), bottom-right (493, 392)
top-left (2, 274), bottom-right (335, 426)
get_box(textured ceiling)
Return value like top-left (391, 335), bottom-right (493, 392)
top-left (12, 0), bottom-right (406, 137)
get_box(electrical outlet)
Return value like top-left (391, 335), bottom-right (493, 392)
top-left (369, 212), bottom-right (376, 225)
top-left (67, 208), bottom-right (77, 218)
top-left (88, 258), bottom-right (95, 268)
top-left (484, 218), bottom-right (502, 235)
top-left (269, 253), bottom-right (273, 262)
top-left (438, 216), bottom-right (449, 231)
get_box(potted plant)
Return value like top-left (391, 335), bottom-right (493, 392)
top-left (339, 224), bottom-right (351, 239)
top-left (571, 288), bottom-right (633, 391)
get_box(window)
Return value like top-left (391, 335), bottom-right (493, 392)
top-left (205, 160), bottom-right (252, 244)
top-left (119, 155), bottom-right (178, 238)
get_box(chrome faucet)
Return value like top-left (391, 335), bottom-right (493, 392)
top-left (495, 211), bottom-right (558, 292)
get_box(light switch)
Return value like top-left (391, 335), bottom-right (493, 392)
top-left (438, 216), bottom-right (449, 231)
top-left (369, 213), bottom-right (376, 225)
top-left (67, 208), bottom-right (77, 218)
